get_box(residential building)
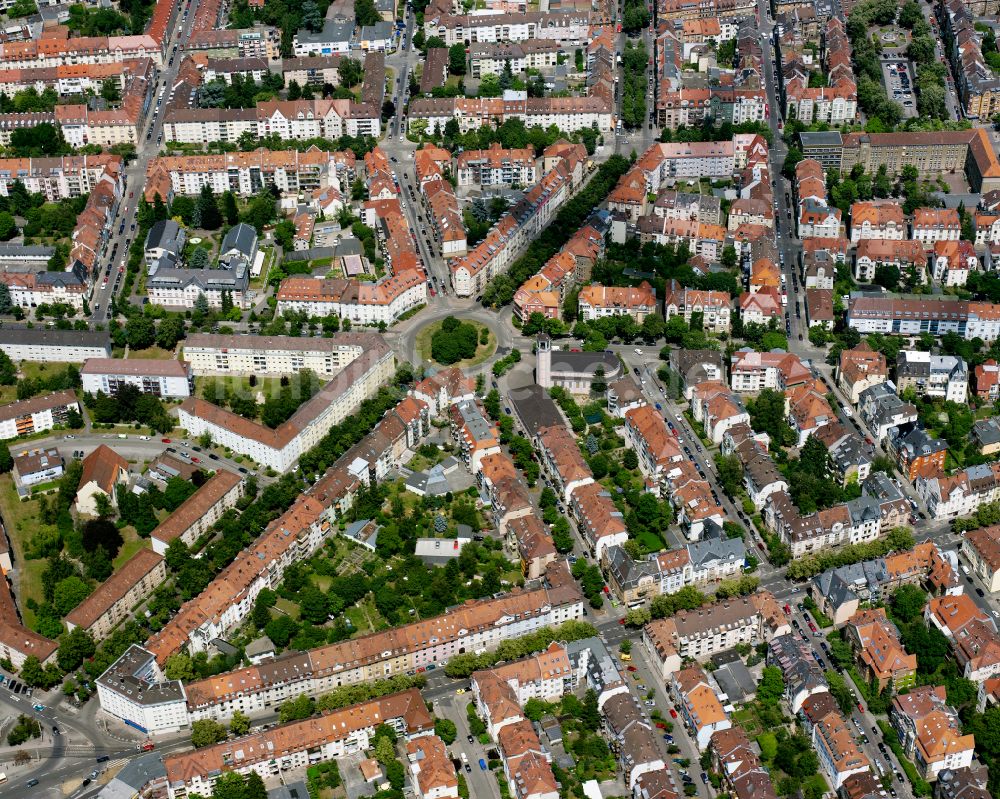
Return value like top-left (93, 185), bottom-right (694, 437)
top-left (857, 383), bottom-right (918, 440)
top-left (730, 349), bottom-right (810, 392)
top-left (81, 359), bottom-right (194, 399)
top-left (853, 238), bottom-right (928, 283)
top-left (844, 608), bottom-right (917, 691)
top-left (65, 549), bottom-right (166, 641)
top-left (0, 567), bottom-right (57, 670)
top-left (95, 645), bottom-right (189, 735)
top-left (144, 220), bottom-right (186, 268)
top-left (837, 343), bottom-right (889, 405)
top-left (931, 240), bottom-right (978, 287)
top-left (913, 209), bottom-right (962, 248)
top-left (890, 686), bottom-right (975, 780)
top-left (181, 332), bottom-right (378, 378)
top-left (176, 339), bottom-right (395, 472)
top-left (0, 389), bottom-right (80, 441)
top-left (671, 664), bottom-right (732, 749)
top-left (767, 634), bottom-right (829, 713)
top-left (847, 296), bottom-right (1000, 342)
top-left (643, 591), bottom-right (789, 676)
top-left (0, 267), bottom-right (88, 312)
top-left (886, 425), bottom-right (948, 482)
top-left (160, 562), bottom-right (582, 722)
top-left (895, 351), bottom-right (968, 403)
top-left (973, 417), bottom-right (1000, 456)
top-left (149, 470), bottom-right (245, 556)
top-left (12, 447), bottom-right (63, 493)
top-left (849, 202), bottom-right (906, 243)
top-left (961, 525), bottom-right (1000, 592)
top-left (407, 735), bottom-right (459, 799)
top-left (455, 144), bottom-right (538, 187)
top-left (162, 690), bottom-right (433, 797)
top-left (0, 328), bottom-right (111, 363)
top-left (569, 481), bottom-right (628, 561)
top-left (974, 360), bottom-right (1000, 401)
top-left (275, 271), bottom-right (428, 326)
top-left (75, 444), bottom-right (128, 517)
top-left (671, 349), bottom-right (725, 399)
top-left (739, 287), bottom-right (783, 324)
top-left (578, 281), bottom-right (658, 323)
top-left (662, 281), bottom-right (731, 333)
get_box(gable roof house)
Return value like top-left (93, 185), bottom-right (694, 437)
top-left (75, 445), bottom-right (129, 517)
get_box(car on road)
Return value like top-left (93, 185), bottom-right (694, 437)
top-left (27, 779), bottom-right (38, 787)
top-left (858, 703), bottom-right (865, 713)
top-left (464, 763), bottom-right (471, 773)
top-left (479, 759), bottom-right (487, 771)
top-left (467, 735), bottom-right (474, 744)
top-left (977, 588), bottom-right (985, 597)
top-left (162, 438), bottom-right (171, 443)
top-left (669, 708), bottom-right (678, 718)
top-left (897, 773), bottom-right (904, 783)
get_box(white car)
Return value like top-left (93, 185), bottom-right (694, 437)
top-left (634, 348), bottom-right (642, 355)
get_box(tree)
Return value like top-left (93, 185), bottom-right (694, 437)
top-left (165, 653), bottom-right (196, 681)
top-left (374, 735), bottom-right (396, 765)
top-left (0, 212), bottom-right (17, 241)
top-left (435, 717), bottom-right (457, 744)
top-left (223, 192), bottom-right (240, 226)
top-left (757, 666), bottom-right (784, 707)
top-left (298, 584), bottom-right (330, 625)
top-left (156, 316), bottom-right (186, 350)
top-left (339, 58), bottom-right (363, 88)
top-left (0, 447), bottom-right (12, 475)
top-left (448, 43), bottom-right (467, 75)
top-left (53, 575), bottom-right (91, 616)
top-left (890, 584), bottom-right (928, 625)
top-left (230, 710), bottom-right (251, 737)
top-left (191, 719), bottom-right (228, 748)
top-left (197, 185), bottom-right (222, 230)
top-left (125, 315), bottom-right (156, 349)
top-left (354, 0), bottom-right (381, 26)
top-left (57, 627), bottom-right (95, 672)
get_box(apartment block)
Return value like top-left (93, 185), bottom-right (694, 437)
top-left (149, 470), bottom-right (245, 556)
top-left (896, 351), bottom-right (968, 403)
top-left (162, 690), bottom-right (433, 797)
top-left (65, 549), bottom-right (166, 641)
top-left (275, 270), bottom-right (427, 325)
top-left (0, 389), bottom-right (80, 440)
top-left (961, 525), bottom-right (1000, 592)
top-left (182, 332), bottom-right (376, 378)
top-left (844, 608), bottom-right (917, 691)
top-left (643, 591), bottom-right (789, 676)
top-left (0, 328), bottom-right (111, 363)
top-left (890, 686), bottom-right (974, 780)
top-left (176, 339), bottom-right (394, 472)
top-left (671, 664), bottom-right (732, 749)
top-left (455, 144), bottom-right (538, 187)
top-left (81, 359), bottom-right (194, 399)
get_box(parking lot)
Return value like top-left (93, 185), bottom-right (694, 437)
top-left (881, 59), bottom-right (916, 117)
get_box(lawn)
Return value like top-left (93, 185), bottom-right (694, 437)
top-left (112, 530), bottom-right (147, 570)
top-left (195, 375), bottom-right (288, 404)
top-left (415, 319), bottom-right (497, 369)
top-left (121, 346), bottom-right (179, 360)
top-left (634, 529), bottom-right (665, 554)
top-left (0, 474), bottom-right (54, 627)
top-left (0, 361), bottom-right (75, 404)
top-left (275, 597), bottom-right (301, 620)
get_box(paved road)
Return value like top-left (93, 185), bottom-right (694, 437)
top-left (90, 0), bottom-right (204, 322)
top-left (8, 432), bottom-right (257, 480)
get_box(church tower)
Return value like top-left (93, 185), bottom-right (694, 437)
top-left (536, 333), bottom-right (552, 388)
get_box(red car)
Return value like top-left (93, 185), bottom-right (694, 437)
top-left (627, 665), bottom-right (637, 672)
top-left (857, 703), bottom-right (864, 713)
top-left (655, 721), bottom-right (667, 729)
top-left (161, 438), bottom-right (171, 443)
top-left (669, 709), bottom-right (678, 719)
top-left (141, 741), bottom-right (155, 752)
top-left (808, 621), bottom-right (818, 633)
top-left (619, 618), bottom-right (626, 625)
top-left (783, 603), bottom-right (791, 614)
top-left (191, 457), bottom-right (200, 463)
